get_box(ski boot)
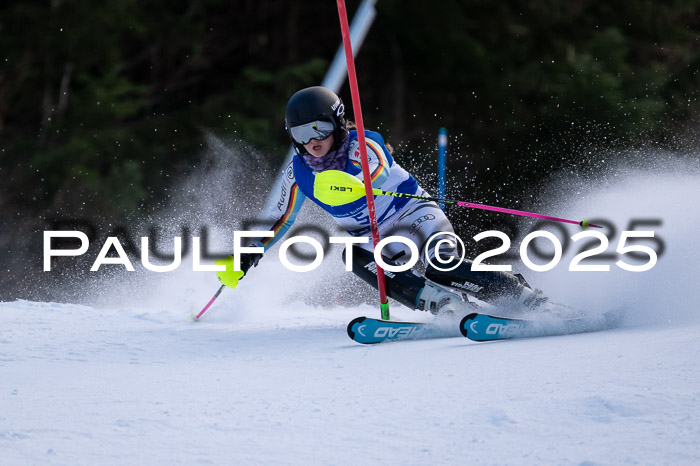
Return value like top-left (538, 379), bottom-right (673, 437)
top-left (415, 282), bottom-right (478, 317)
top-left (344, 245), bottom-right (475, 317)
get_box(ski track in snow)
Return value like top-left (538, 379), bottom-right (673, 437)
top-left (2, 159), bottom-right (700, 465)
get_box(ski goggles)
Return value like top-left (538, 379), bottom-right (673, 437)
top-left (289, 120), bottom-right (335, 145)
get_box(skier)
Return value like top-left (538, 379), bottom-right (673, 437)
top-left (217, 86), bottom-right (550, 316)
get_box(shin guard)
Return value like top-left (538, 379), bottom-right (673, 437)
top-left (425, 259), bottom-right (527, 302)
top-left (343, 245), bottom-right (425, 310)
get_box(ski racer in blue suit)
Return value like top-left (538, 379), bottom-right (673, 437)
top-left (219, 86), bottom-right (553, 316)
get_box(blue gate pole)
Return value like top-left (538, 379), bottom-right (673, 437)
top-left (437, 127), bottom-right (447, 211)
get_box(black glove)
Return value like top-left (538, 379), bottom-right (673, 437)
top-left (215, 247), bottom-right (263, 288)
top-left (238, 249), bottom-right (263, 278)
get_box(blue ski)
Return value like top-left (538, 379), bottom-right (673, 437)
top-left (347, 316), bottom-right (460, 344)
top-left (460, 311), bottom-right (624, 342)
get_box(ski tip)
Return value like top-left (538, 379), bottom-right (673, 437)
top-left (347, 316), bottom-right (367, 341)
top-left (459, 313), bottom-right (479, 338)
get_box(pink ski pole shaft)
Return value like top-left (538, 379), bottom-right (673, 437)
top-left (193, 284), bottom-right (225, 321)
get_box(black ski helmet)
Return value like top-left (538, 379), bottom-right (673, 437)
top-left (285, 86), bottom-right (347, 154)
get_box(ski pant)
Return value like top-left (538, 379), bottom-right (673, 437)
top-left (356, 197), bottom-right (458, 266)
top-left (348, 198), bottom-right (528, 309)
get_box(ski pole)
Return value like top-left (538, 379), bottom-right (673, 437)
top-left (314, 169), bottom-right (601, 229)
top-left (193, 284), bottom-right (225, 321)
top-left (193, 256), bottom-right (245, 321)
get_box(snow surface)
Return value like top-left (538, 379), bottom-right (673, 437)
top-left (2, 157), bottom-right (700, 465)
top-left (1, 300), bottom-right (698, 465)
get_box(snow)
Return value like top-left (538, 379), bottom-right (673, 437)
top-left (2, 157), bottom-right (700, 464)
top-left (1, 299), bottom-right (698, 465)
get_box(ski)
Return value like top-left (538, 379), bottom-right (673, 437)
top-left (459, 311), bottom-right (624, 342)
top-left (347, 316), bottom-right (461, 344)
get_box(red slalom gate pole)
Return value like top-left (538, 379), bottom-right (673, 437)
top-left (336, 0), bottom-right (390, 320)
